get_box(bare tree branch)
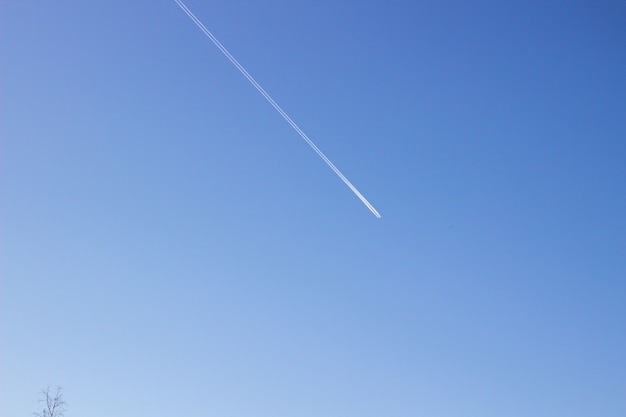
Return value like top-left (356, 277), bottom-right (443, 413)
top-left (34, 386), bottom-right (67, 417)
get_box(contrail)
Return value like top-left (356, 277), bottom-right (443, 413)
top-left (174, 0), bottom-right (381, 218)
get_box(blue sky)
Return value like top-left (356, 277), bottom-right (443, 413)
top-left (3, 1), bottom-right (625, 416)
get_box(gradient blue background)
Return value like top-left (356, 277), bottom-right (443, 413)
top-left (3, 1), bottom-right (625, 416)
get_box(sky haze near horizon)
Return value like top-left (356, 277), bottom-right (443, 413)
top-left (3, 1), bottom-right (626, 416)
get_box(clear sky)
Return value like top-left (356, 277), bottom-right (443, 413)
top-left (3, 1), bottom-right (625, 416)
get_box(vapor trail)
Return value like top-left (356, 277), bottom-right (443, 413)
top-left (174, 0), bottom-right (381, 218)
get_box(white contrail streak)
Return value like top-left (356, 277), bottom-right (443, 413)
top-left (174, 0), bottom-right (381, 218)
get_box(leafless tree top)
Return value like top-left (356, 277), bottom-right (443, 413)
top-left (34, 386), bottom-right (67, 417)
